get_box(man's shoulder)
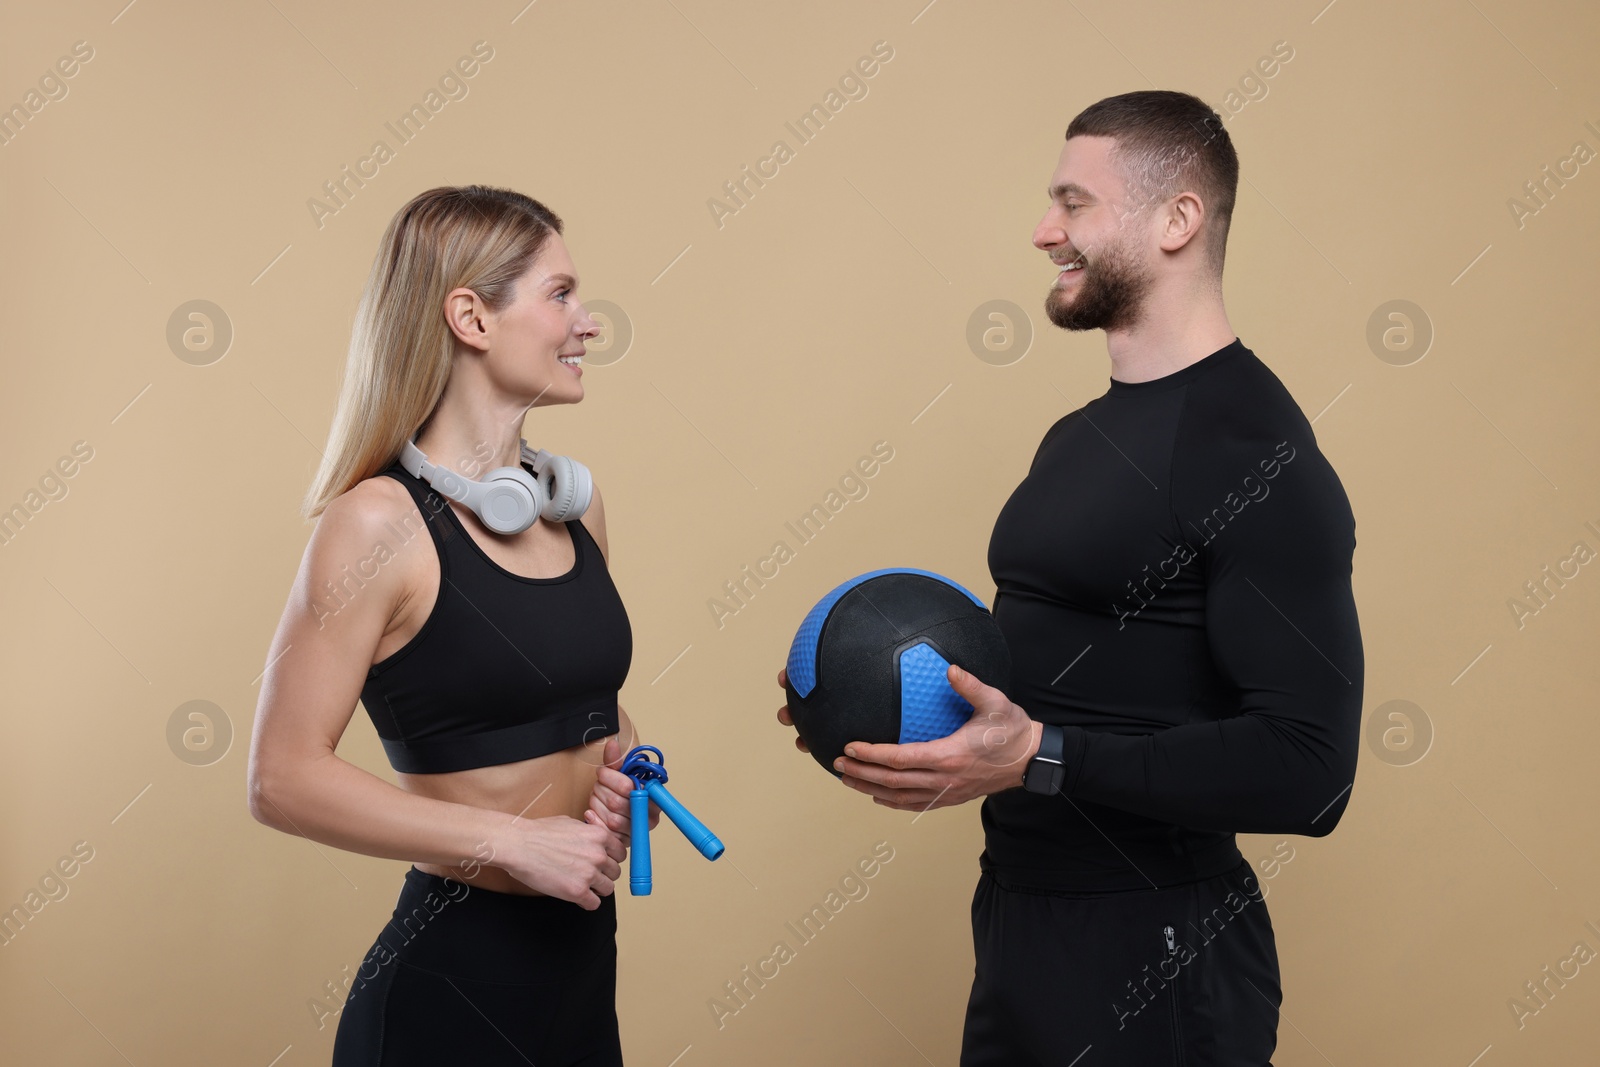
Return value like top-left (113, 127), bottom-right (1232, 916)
top-left (1174, 344), bottom-right (1342, 471)
top-left (1174, 346), bottom-right (1355, 536)
top-left (1191, 344), bottom-right (1310, 429)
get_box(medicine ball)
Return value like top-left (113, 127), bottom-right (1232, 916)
top-left (784, 568), bottom-right (1012, 776)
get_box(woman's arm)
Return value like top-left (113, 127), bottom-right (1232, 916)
top-left (578, 484), bottom-right (661, 838)
top-left (248, 480), bottom-right (622, 909)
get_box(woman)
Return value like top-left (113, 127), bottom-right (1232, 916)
top-left (248, 185), bottom-right (652, 1065)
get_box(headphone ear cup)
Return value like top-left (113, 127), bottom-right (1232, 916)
top-left (537, 454), bottom-right (593, 522)
top-left (475, 466), bottom-right (544, 534)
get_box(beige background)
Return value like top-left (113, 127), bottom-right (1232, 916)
top-left (3, 0), bottom-right (1598, 1063)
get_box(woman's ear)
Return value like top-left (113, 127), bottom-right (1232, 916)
top-left (443, 287), bottom-right (492, 351)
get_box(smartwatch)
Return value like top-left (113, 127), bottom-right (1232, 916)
top-left (1022, 723), bottom-right (1066, 795)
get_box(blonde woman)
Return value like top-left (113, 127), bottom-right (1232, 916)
top-left (249, 185), bottom-right (651, 1065)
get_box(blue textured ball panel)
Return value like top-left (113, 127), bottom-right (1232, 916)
top-left (897, 642), bottom-right (974, 743)
top-left (783, 569), bottom-right (1010, 775)
top-left (785, 567), bottom-right (987, 699)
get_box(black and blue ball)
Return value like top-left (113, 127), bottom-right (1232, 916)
top-left (784, 568), bottom-right (1012, 776)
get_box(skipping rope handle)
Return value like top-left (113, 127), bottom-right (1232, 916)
top-left (621, 745), bottom-right (725, 896)
top-left (629, 787), bottom-right (654, 895)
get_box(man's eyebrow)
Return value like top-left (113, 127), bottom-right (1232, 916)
top-left (1048, 182), bottom-right (1094, 200)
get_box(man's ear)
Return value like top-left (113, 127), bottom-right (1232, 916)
top-left (1158, 191), bottom-right (1206, 254)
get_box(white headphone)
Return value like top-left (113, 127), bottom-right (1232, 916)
top-left (399, 435), bottom-right (593, 534)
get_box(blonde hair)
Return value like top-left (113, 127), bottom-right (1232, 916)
top-left (301, 185), bottom-right (564, 520)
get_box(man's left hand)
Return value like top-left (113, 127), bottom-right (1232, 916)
top-left (833, 664), bottom-right (1043, 811)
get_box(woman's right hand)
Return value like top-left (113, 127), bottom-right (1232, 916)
top-left (492, 811), bottom-right (624, 910)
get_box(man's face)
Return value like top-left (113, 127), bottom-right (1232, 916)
top-left (1032, 135), bottom-right (1155, 333)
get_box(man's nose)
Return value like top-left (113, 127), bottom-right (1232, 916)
top-left (1032, 218), bottom-right (1061, 250)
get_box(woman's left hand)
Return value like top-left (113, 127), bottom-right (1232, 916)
top-left (588, 735), bottom-right (660, 847)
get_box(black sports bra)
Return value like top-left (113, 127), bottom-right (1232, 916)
top-left (357, 462), bottom-right (633, 773)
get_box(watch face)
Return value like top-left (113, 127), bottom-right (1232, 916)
top-left (1023, 762), bottom-right (1044, 792)
top-left (1025, 759), bottom-right (1063, 795)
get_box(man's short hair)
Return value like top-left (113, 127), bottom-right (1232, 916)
top-left (1065, 90), bottom-right (1239, 275)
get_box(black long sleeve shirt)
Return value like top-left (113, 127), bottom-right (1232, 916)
top-left (982, 337), bottom-right (1363, 892)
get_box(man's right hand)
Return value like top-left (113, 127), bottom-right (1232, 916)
top-left (776, 667), bottom-right (809, 754)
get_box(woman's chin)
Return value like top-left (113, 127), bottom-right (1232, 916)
top-left (530, 383), bottom-right (582, 406)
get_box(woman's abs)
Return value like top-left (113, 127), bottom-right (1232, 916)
top-left (399, 746), bottom-right (605, 895)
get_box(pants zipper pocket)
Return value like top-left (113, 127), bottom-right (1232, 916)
top-left (1165, 923), bottom-right (1187, 1067)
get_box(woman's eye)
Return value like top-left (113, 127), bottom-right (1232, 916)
top-left (555, 288), bottom-right (570, 302)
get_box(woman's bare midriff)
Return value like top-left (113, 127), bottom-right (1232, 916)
top-left (367, 477), bottom-right (618, 897)
top-left (400, 748), bottom-right (606, 895)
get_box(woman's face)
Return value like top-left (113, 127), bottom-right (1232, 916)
top-left (486, 234), bottom-right (598, 406)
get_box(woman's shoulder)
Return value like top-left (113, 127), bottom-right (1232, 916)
top-left (315, 466), bottom-right (429, 556)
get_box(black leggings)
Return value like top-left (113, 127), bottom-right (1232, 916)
top-left (332, 866), bottom-right (622, 1066)
top-left (961, 858), bottom-right (1282, 1067)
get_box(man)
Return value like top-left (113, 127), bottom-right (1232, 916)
top-left (776, 90), bottom-right (1363, 1065)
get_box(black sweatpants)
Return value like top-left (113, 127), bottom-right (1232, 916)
top-left (332, 866), bottom-right (623, 1066)
top-left (960, 858), bottom-right (1282, 1067)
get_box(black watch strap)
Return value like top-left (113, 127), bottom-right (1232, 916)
top-left (1022, 723), bottom-right (1066, 795)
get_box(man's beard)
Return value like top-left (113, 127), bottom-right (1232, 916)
top-left (1044, 238), bottom-right (1150, 332)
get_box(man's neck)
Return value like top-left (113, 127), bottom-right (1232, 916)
top-left (1105, 302), bottom-right (1236, 384)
